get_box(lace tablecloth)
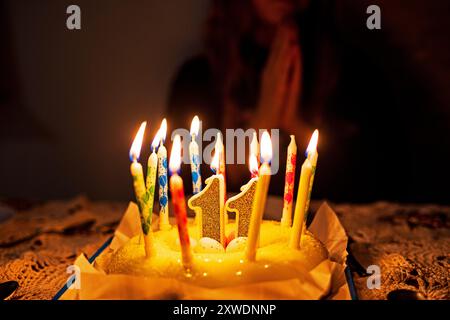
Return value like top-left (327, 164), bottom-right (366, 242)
top-left (0, 196), bottom-right (448, 300)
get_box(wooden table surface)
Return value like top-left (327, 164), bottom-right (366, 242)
top-left (0, 196), bottom-right (448, 300)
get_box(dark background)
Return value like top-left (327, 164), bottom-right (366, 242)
top-left (1, 0), bottom-right (449, 204)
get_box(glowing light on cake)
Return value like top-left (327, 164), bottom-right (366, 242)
top-left (260, 131), bottom-right (272, 163)
top-left (159, 118), bottom-right (167, 143)
top-left (129, 121), bottom-right (146, 161)
top-left (169, 135), bottom-right (181, 174)
top-left (211, 149), bottom-right (220, 173)
top-left (190, 115), bottom-right (200, 136)
top-left (306, 129), bottom-right (319, 157)
top-left (250, 131), bottom-right (260, 167)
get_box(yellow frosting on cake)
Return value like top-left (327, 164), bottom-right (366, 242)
top-left (100, 219), bottom-right (328, 288)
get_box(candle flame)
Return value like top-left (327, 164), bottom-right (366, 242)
top-left (215, 132), bottom-right (223, 152)
top-left (250, 131), bottom-right (259, 157)
top-left (306, 129), bottom-right (319, 156)
top-left (211, 149), bottom-right (220, 173)
top-left (190, 115), bottom-right (200, 136)
top-left (151, 130), bottom-right (160, 152)
top-left (260, 131), bottom-right (272, 163)
top-left (169, 135), bottom-right (182, 173)
top-left (129, 121), bottom-right (146, 161)
top-left (159, 118), bottom-right (167, 143)
top-left (249, 153), bottom-right (259, 175)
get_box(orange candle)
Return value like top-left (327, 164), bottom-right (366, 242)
top-left (169, 135), bottom-right (193, 269)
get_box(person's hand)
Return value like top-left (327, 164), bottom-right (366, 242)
top-left (252, 25), bottom-right (303, 132)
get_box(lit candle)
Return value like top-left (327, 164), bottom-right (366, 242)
top-left (217, 132), bottom-right (226, 179)
top-left (303, 130), bottom-right (319, 234)
top-left (225, 153), bottom-right (259, 238)
top-left (189, 116), bottom-right (202, 194)
top-left (157, 119), bottom-right (170, 231)
top-left (216, 132), bottom-right (227, 224)
top-left (250, 131), bottom-right (260, 167)
top-left (245, 131), bottom-right (272, 262)
top-left (129, 121), bottom-right (153, 257)
top-left (281, 135), bottom-right (297, 227)
top-left (188, 146), bottom-right (226, 246)
top-left (169, 135), bottom-right (193, 269)
top-left (145, 129), bottom-right (158, 235)
top-left (289, 131), bottom-right (318, 249)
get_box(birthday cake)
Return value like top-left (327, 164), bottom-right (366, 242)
top-left (98, 218), bottom-right (328, 288)
top-left (68, 120), bottom-right (343, 299)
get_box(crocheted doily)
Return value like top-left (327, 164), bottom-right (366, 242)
top-left (0, 196), bottom-right (125, 300)
top-left (334, 202), bottom-right (449, 300)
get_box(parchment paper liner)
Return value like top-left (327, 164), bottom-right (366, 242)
top-left (61, 202), bottom-right (350, 300)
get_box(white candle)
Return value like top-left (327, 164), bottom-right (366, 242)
top-left (156, 119), bottom-right (170, 230)
top-left (189, 115), bottom-right (202, 194)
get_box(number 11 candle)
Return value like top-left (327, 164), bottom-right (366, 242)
top-left (169, 135), bottom-right (193, 269)
top-left (129, 121), bottom-right (153, 257)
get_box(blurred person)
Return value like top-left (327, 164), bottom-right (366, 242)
top-left (168, 0), bottom-right (450, 203)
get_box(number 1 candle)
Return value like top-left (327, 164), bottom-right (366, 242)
top-left (188, 146), bottom-right (226, 246)
top-left (169, 135), bottom-right (193, 269)
top-left (225, 153), bottom-right (259, 238)
top-left (281, 135), bottom-right (297, 227)
top-left (189, 116), bottom-right (202, 194)
top-left (129, 121), bottom-right (153, 257)
top-left (289, 131), bottom-right (318, 249)
top-left (245, 131), bottom-right (272, 261)
top-left (157, 119), bottom-right (170, 230)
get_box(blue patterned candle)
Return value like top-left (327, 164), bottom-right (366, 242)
top-left (157, 119), bottom-right (170, 230)
top-left (189, 116), bottom-right (202, 194)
